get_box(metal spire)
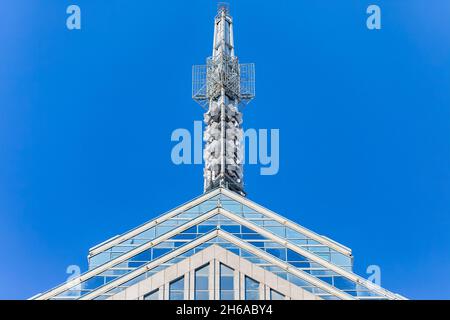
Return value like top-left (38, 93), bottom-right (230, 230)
top-left (193, 3), bottom-right (255, 196)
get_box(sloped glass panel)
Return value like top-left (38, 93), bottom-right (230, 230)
top-left (89, 252), bottom-right (110, 269)
top-left (89, 193), bottom-right (353, 273)
top-left (198, 225), bottom-right (216, 233)
top-left (286, 228), bottom-right (307, 239)
top-left (88, 196), bottom-right (221, 268)
top-left (221, 225), bottom-right (241, 233)
top-left (54, 216), bottom-right (385, 300)
top-left (89, 236), bottom-right (362, 301)
top-left (83, 277), bottom-right (105, 290)
top-left (266, 248), bottom-right (286, 260)
top-left (216, 194), bottom-right (353, 269)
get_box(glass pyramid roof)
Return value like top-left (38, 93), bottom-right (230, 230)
top-left (32, 188), bottom-right (405, 300)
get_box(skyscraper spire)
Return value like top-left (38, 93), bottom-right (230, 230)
top-left (33, 3), bottom-right (405, 302)
top-left (193, 3), bottom-right (255, 196)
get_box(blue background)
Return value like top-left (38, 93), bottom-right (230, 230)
top-left (1, 0), bottom-right (449, 299)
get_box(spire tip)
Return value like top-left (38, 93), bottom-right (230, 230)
top-left (217, 2), bottom-right (230, 15)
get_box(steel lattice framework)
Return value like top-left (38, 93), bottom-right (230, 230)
top-left (192, 4), bottom-right (255, 196)
top-left (193, 58), bottom-right (255, 109)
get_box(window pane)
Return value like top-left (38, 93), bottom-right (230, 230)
top-left (155, 226), bottom-right (172, 237)
top-left (246, 291), bottom-right (259, 300)
top-left (265, 226), bottom-right (286, 237)
top-left (220, 291), bottom-right (234, 300)
top-left (169, 276), bottom-right (185, 300)
top-left (170, 277), bottom-right (184, 291)
top-left (170, 292), bottom-right (184, 300)
top-left (144, 289), bottom-right (159, 300)
top-left (270, 289), bottom-right (284, 300)
top-left (195, 264), bottom-right (209, 300)
top-left (196, 264), bottom-right (209, 276)
top-left (152, 248), bottom-right (171, 259)
top-left (196, 277), bottom-right (209, 291)
top-left (266, 248), bottom-right (286, 260)
top-left (195, 291), bottom-right (209, 300)
top-left (245, 276), bottom-right (259, 300)
top-left (245, 277), bottom-right (259, 290)
top-left (198, 225), bottom-right (216, 233)
top-left (220, 277), bottom-right (234, 290)
top-left (333, 276), bottom-right (356, 290)
top-left (220, 264), bottom-right (234, 300)
top-left (287, 250), bottom-right (307, 262)
top-left (220, 264), bottom-right (234, 276)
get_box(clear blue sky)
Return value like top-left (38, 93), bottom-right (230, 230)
top-left (1, 0), bottom-right (449, 300)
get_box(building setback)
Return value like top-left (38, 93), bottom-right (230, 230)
top-left (32, 4), bottom-right (405, 301)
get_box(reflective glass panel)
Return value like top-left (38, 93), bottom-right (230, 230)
top-left (195, 264), bottom-right (209, 300)
top-left (169, 276), bottom-right (185, 300)
top-left (144, 289), bottom-right (159, 300)
top-left (245, 276), bottom-right (260, 300)
top-left (220, 264), bottom-right (234, 300)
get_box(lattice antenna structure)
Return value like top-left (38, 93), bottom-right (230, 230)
top-left (192, 4), bottom-right (255, 196)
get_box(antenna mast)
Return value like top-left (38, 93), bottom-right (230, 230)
top-left (193, 4), bottom-right (255, 196)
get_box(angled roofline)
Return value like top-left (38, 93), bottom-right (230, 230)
top-left (81, 230), bottom-right (354, 300)
top-left (33, 206), bottom-right (402, 300)
top-left (217, 208), bottom-right (403, 300)
top-left (88, 188), bottom-right (221, 256)
top-left (89, 188), bottom-right (351, 259)
top-left (107, 244), bottom-right (324, 300)
top-left (33, 207), bottom-right (221, 300)
top-left (220, 188), bottom-right (353, 255)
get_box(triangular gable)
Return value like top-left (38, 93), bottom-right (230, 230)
top-left (87, 188), bottom-right (353, 272)
top-left (88, 188), bottom-right (222, 258)
top-left (81, 230), bottom-right (351, 300)
top-left (220, 188), bottom-right (351, 254)
top-left (107, 244), bottom-right (323, 301)
top-left (33, 208), bottom-right (402, 300)
top-left (35, 229), bottom-right (351, 300)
